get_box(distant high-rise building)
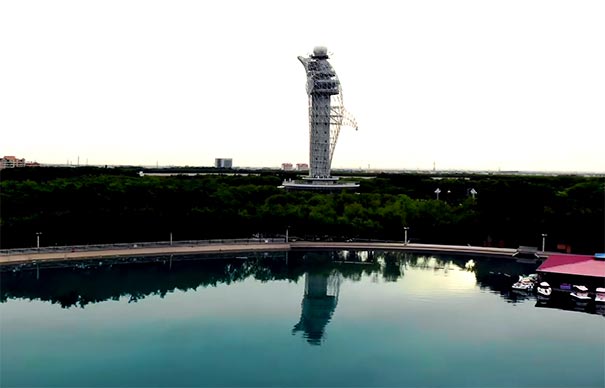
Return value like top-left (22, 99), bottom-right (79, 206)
top-left (296, 163), bottom-right (309, 171)
top-left (281, 163), bottom-right (293, 171)
top-left (214, 158), bottom-right (233, 168)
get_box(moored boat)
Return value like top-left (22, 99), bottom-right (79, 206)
top-left (594, 287), bottom-right (605, 304)
top-left (536, 282), bottom-right (552, 300)
top-left (595, 288), bottom-right (605, 315)
top-left (511, 275), bottom-right (536, 293)
top-left (570, 285), bottom-right (591, 306)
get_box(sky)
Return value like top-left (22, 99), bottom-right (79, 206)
top-left (1, 0), bottom-right (604, 173)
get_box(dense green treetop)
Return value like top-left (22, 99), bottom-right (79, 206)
top-left (1, 167), bottom-right (603, 253)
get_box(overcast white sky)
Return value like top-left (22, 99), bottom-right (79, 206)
top-left (1, 1), bottom-right (604, 172)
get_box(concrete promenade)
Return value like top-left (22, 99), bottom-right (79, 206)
top-left (0, 241), bottom-right (521, 266)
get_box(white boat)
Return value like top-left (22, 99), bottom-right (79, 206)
top-left (512, 276), bottom-right (535, 292)
top-left (536, 282), bottom-right (552, 299)
top-left (570, 285), bottom-right (591, 305)
top-left (595, 287), bottom-right (605, 304)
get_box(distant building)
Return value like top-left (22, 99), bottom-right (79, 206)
top-left (296, 163), bottom-right (309, 171)
top-left (281, 163), bottom-right (293, 171)
top-left (1, 156), bottom-right (26, 169)
top-left (215, 158), bottom-right (233, 168)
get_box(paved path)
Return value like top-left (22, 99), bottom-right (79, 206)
top-left (0, 242), bottom-right (525, 266)
top-left (0, 244), bottom-right (290, 266)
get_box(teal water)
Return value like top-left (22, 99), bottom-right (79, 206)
top-left (1, 251), bottom-right (604, 387)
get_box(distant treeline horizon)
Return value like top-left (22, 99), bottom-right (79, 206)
top-left (8, 163), bottom-right (605, 176)
top-left (1, 166), bottom-right (603, 253)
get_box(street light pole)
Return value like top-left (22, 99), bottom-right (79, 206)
top-left (36, 232), bottom-right (42, 249)
top-left (286, 226), bottom-right (289, 243)
top-left (404, 227), bottom-right (409, 245)
top-left (541, 233), bottom-right (547, 252)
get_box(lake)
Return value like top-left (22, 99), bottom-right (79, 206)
top-left (1, 251), bottom-right (603, 387)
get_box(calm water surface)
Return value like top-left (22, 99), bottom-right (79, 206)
top-left (1, 251), bottom-right (604, 387)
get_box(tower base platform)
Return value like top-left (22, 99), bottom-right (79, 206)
top-left (280, 177), bottom-right (359, 192)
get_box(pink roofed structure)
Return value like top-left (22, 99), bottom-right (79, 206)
top-left (537, 254), bottom-right (605, 279)
top-left (537, 254), bottom-right (604, 291)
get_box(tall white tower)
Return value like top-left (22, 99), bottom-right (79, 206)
top-left (283, 46), bottom-right (358, 191)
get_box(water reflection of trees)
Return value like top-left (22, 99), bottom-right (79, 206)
top-left (1, 251), bottom-right (546, 308)
top-left (471, 258), bottom-right (541, 302)
top-left (0, 251), bottom-right (381, 309)
top-left (2, 250), bottom-right (598, 341)
top-left (1, 251), bottom-right (527, 309)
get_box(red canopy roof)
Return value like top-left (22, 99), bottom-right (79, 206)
top-left (537, 254), bottom-right (605, 279)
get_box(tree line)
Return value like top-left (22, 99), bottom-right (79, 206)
top-left (1, 167), bottom-right (603, 253)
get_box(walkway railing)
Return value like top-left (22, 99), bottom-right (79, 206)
top-left (0, 238), bottom-right (286, 256)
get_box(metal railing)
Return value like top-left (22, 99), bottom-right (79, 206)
top-left (0, 238), bottom-right (287, 256)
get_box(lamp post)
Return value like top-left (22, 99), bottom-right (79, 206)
top-left (286, 226), bottom-right (290, 243)
top-left (403, 227), bottom-right (410, 245)
top-left (541, 233), bottom-right (547, 252)
top-left (36, 232), bottom-right (42, 249)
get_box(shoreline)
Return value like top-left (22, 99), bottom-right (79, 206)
top-left (0, 242), bottom-right (528, 267)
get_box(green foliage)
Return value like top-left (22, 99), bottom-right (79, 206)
top-left (1, 167), bottom-right (603, 253)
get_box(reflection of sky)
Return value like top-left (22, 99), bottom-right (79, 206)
top-left (330, 268), bottom-right (604, 387)
top-left (399, 257), bottom-right (478, 292)
top-left (2, 260), bottom-right (604, 387)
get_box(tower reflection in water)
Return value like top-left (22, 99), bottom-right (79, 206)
top-left (292, 271), bottom-right (342, 345)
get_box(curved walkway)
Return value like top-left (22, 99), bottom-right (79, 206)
top-left (0, 241), bottom-right (525, 266)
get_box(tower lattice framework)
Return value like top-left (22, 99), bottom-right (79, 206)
top-left (298, 47), bottom-right (358, 179)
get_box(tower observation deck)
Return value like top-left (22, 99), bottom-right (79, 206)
top-left (282, 46), bottom-right (359, 191)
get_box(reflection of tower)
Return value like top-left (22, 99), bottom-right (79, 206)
top-left (292, 272), bottom-right (341, 345)
top-left (282, 46), bottom-right (359, 191)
